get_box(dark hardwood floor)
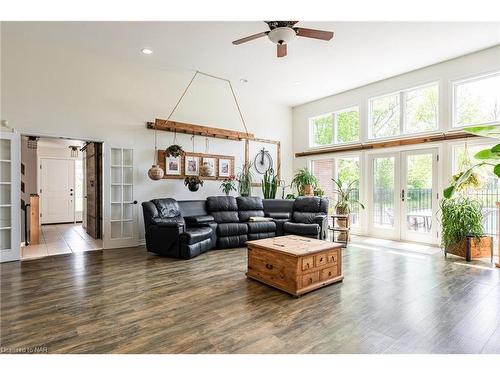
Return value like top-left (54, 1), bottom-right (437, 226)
top-left (1, 243), bottom-right (500, 354)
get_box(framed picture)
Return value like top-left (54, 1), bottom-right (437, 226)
top-left (201, 157), bottom-right (217, 177)
top-left (218, 158), bottom-right (231, 177)
top-left (185, 155), bottom-right (200, 176)
top-left (165, 156), bottom-right (181, 175)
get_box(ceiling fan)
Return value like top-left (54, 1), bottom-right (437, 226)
top-left (232, 21), bottom-right (334, 58)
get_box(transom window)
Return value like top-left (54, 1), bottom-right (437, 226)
top-left (369, 82), bottom-right (439, 139)
top-left (453, 72), bottom-right (500, 128)
top-left (309, 107), bottom-right (359, 147)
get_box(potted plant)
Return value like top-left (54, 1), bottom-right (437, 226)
top-left (165, 144), bottom-right (185, 158)
top-left (444, 125), bottom-right (500, 198)
top-left (237, 162), bottom-right (253, 197)
top-left (331, 178), bottom-right (365, 241)
top-left (313, 187), bottom-right (325, 197)
top-left (291, 168), bottom-right (318, 196)
top-left (220, 176), bottom-right (237, 196)
top-left (261, 168), bottom-right (278, 199)
top-left (440, 196), bottom-right (492, 261)
top-left (184, 176), bottom-right (203, 192)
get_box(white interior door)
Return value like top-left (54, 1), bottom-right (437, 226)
top-left (104, 146), bottom-right (137, 249)
top-left (0, 129), bottom-right (21, 263)
top-left (41, 158), bottom-right (75, 224)
top-left (401, 148), bottom-right (439, 244)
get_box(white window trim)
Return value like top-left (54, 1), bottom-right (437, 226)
top-left (451, 70), bottom-right (500, 129)
top-left (368, 81), bottom-right (440, 140)
top-left (308, 106), bottom-right (360, 149)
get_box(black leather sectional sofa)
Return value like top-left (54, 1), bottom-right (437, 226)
top-left (142, 196), bottom-right (329, 259)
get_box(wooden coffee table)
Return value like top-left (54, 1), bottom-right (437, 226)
top-left (246, 235), bottom-right (344, 297)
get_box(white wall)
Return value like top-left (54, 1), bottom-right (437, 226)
top-left (1, 26), bottom-right (293, 245)
top-left (292, 45), bottom-right (500, 170)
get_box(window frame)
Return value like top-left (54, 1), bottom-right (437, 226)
top-left (308, 106), bottom-right (360, 148)
top-left (451, 70), bottom-right (500, 129)
top-left (368, 81), bottom-right (440, 141)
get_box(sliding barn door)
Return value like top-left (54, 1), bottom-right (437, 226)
top-left (85, 142), bottom-right (102, 239)
top-left (0, 129), bottom-right (21, 263)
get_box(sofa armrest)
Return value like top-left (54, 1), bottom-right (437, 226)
top-left (184, 215), bottom-right (215, 225)
top-left (151, 217), bottom-right (185, 229)
top-left (313, 214), bottom-right (328, 240)
top-left (266, 211), bottom-right (291, 220)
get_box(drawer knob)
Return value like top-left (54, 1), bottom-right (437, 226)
top-left (309, 278), bottom-right (313, 283)
top-left (320, 257), bottom-right (323, 261)
top-left (265, 263), bottom-right (273, 270)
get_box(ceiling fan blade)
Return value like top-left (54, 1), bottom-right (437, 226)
top-left (277, 43), bottom-right (287, 58)
top-left (232, 32), bottom-right (268, 45)
top-left (295, 27), bottom-right (334, 41)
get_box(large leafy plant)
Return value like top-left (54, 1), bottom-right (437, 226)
top-left (331, 178), bottom-right (365, 214)
top-left (291, 168), bottom-right (318, 195)
top-left (261, 168), bottom-right (278, 199)
top-left (439, 196), bottom-right (484, 249)
top-left (444, 125), bottom-right (500, 198)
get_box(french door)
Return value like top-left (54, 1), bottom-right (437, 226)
top-left (368, 147), bottom-right (439, 244)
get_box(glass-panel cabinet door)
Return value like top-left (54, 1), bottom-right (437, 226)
top-left (104, 146), bottom-right (137, 249)
top-left (0, 130), bottom-right (20, 263)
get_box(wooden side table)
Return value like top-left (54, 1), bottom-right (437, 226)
top-left (330, 214), bottom-right (350, 247)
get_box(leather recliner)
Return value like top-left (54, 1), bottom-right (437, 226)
top-left (283, 196), bottom-right (329, 239)
top-left (206, 196), bottom-right (248, 249)
top-left (142, 198), bottom-right (213, 259)
top-left (237, 196), bottom-right (276, 241)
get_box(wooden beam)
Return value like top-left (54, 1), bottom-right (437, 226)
top-left (148, 119), bottom-right (255, 141)
top-left (295, 132), bottom-right (478, 157)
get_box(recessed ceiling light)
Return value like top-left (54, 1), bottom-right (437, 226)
top-left (141, 48), bottom-right (153, 55)
top-left (240, 78), bottom-right (248, 84)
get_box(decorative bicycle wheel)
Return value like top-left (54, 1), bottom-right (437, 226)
top-left (254, 148), bottom-right (273, 174)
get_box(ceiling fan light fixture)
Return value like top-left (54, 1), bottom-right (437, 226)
top-left (268, 27), bottom-right (296, 45)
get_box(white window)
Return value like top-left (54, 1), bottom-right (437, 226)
top-left (453, 72), bottom-right (500, 128)
top-left (309, 107), bottom-right (359, 147)
top-left (369, 82), bottom-right (439, 139)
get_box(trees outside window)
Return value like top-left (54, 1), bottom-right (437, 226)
top-left (369, 83), bottom-right (439, 139)
top-left (310, 107), bottom-right (359, 147)
top-left (454, 73), bottom-right (500, 127)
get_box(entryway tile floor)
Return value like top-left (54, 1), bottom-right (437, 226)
top-left (22, 223), bottom-right (103, 260)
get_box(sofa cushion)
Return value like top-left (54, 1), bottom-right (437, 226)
top-left (207, 196), bottom-right (238, 211)
top-left (217, 222), bottom-right (248, 236)
top-left (293, 196), bottom-right (321, 212)
top-left (283, 222), bottom-right (320, 236)
top-left (293, 212), bottom-right (318, 224)
top-left (266, 211), bottom-right (291, 220)
top-left (179, 227), bottom-right (213, 245)
top-left (237, 197), bottom-right (265, 222)
top-left (152, 198), bottom-right (181, 218)
top-left (184, 215), bottom-right (215, 224)
top-left (247, 221), bottom-right (276, 234)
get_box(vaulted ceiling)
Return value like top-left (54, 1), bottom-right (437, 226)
top-left (3, 21), bottom-right (500, 106)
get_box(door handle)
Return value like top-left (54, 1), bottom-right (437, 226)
top-left (133, 200), bottom-right (138, 204)
top-left (401, 189), bottom-right (405, 202)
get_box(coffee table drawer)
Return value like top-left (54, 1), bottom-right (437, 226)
top-left (320, 265), bottom-right (338, 281)
top-left (301, 271), bottom-right (319, 287)
top-left (326, 250), bottom-right (339, 264)
top-left (301, 256), bottom-right (314, 271)
top-left (314, 253), bottom-right (327, 267)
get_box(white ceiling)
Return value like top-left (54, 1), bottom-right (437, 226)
top-left (34, 137), bottom-right (85, 149)
top-left (5, 21), bottom-right (500, 106)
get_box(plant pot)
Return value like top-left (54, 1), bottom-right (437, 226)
top-left (335, 207), bottom-right (350, 242)
top-left (445, 235), bottom-right (493, 262)
top-left (187, 183), bottom-right (200, 192)
top-left (303, 184), bottom-right (314, 196)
